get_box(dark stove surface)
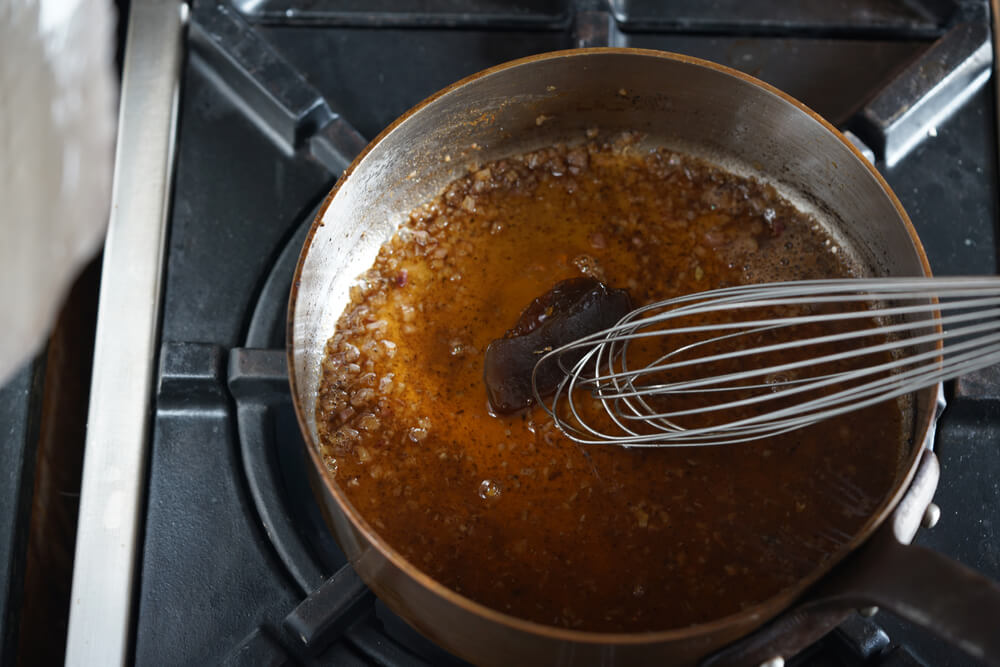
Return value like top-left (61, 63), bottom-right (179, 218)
top-left (135, 1), bottom-right (999, 664)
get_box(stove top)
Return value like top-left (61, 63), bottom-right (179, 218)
top-left (63, 0), bottom-right (1000, 665)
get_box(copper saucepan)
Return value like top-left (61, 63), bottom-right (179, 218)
top-left (288, 49), bottom-right (1000, 666)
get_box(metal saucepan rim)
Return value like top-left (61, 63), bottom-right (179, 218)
top-left (286, 47), bottom-right (938, 644)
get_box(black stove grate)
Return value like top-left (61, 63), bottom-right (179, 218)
top-left (217, 211), bottom-right (936, 667)
top-left (133, 0), bottom-right (999, 664)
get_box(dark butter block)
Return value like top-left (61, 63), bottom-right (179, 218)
top-left (483, 277), bottom-right (632, 414)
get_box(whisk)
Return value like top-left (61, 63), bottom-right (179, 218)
top-left (532, 276), bottom-right (1000, 447)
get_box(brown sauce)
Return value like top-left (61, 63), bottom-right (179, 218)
top-left (315, 136), bottom-right (907, 632)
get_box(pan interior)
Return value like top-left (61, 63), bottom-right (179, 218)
top-left (289, 49), bottom-right (935, 637)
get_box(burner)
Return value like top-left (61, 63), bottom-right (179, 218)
top-left (66, 0), bottom-right (1000, 665)
top-left (223, 207), bottom-right (930, 667)
top-left (225, 206), bottom-right (470, 664)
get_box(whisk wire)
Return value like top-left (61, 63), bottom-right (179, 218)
top-left (602, 314), bottom-right (1000, 403)
top-left (598, 299), bottom-right (1000, 387)
top-left (534, 277), bottom-right (1000, 448)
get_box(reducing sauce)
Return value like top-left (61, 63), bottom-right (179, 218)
top-left (315, 135), bottom-right (908, 632)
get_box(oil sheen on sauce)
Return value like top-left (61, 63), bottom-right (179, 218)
top-left (315, 137), bottom-right (907, 632)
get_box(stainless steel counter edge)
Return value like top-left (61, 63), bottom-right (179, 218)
top-left (65, 1), bottom-right (186, 665)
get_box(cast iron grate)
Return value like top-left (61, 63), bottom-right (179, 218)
top-left (138, 0), bottom-right (1000, 663)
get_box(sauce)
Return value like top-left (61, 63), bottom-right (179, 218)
top-left (315, 136), bottom-right (907, 632)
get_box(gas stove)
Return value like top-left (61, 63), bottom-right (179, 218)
top-left (61, 0), bottom-right (1000, 665)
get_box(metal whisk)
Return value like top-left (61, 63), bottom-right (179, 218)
top-left (533, 277), bottom-right (1000, 447)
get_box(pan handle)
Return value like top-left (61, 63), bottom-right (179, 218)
top-left (703, 450), bottom-right (1000, 666)
top-left (813, 447), bottom-right (1000, 664)
top-left (827, 533), bottom-right (1000, 663)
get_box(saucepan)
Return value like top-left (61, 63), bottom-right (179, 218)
top-left (288, 49), bottom-right (1000, 666)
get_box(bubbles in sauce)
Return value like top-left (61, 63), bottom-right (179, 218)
top-left (479, 479), bottom-right (502, 501)
top-left (315, 134), bottom-right (906, 632)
